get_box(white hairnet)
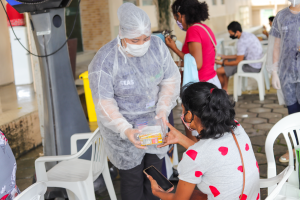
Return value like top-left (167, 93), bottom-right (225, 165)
top-left (267, 7), bottom-right (300, 106)
top-left (288, 0), bottom-right (300, 6)
top-left (118, 3), bottom-right (151, 39)
top-left (88, 35), bottom-right (180, 170)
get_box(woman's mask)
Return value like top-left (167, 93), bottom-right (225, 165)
top-left (181, 114), bottom-right (195, 131)
top-left (124, 40), bottom-right (150, 57)
top-left (176, 21), bottom-right (186, 31)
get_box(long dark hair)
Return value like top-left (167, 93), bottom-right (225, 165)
top-left (171, 0), bottom-right (209, 25)
top-left (181, 82), bottom-right (237, 139)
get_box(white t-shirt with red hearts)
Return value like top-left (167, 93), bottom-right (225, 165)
top-left (177, 122), bottom-right (260, 200)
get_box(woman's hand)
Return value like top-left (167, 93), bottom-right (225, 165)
top-left (147, 175), bottom-right (174, 196)
top-left (165, 36), bottom-right (177, 51)
top-left (157, 122), bottom-right (183, 148)
top-left (215, 60), bottom-right (222, 65)
top-left (124, 128), bottom-right (146, 149)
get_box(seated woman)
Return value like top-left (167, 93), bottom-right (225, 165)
top-left (148, 82), bottom-right (260, 200)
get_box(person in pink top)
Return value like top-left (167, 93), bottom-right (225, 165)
top-left (165, 0), bottom-right (221, 88)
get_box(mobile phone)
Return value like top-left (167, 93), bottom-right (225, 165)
top-left (144, 165), bottom-right (174, 192)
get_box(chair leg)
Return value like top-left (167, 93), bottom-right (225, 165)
top-left (233, 74), bottom-right (239, 102)
top-left (102, 160), bottom-right (117, 200)
top-left (263, 67), bottom-right (270, 91)
top-left (257, 76), bottom-right (265, 101)
top-left (238, 76), bottom-right (242, 96)
top-left (66, 189), bottom-right (80, 200)
top-left (83, 179), bottom-right (96, 200)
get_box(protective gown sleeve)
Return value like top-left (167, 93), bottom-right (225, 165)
top-left (267, 14), bottom-right (281, 73)
top-left (88, 53), bottom-right (132, 140)
top-left (155, 39), bottom-right (181, 117)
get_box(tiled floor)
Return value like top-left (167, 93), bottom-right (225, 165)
top-left (15, 93), bottom-right (290, 200)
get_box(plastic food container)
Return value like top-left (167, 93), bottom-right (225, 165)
top-left (135, 118), bottom-right (166, 146)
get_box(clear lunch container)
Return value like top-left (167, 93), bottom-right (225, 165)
top-left (134, 118), bottom-right (166, 146)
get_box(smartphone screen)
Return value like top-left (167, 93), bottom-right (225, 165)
top-left (144, 166), bottom-right (173, 191)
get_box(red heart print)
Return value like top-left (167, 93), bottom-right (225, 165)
top-left (195, 171), bottom-right (203, 177)
top-left (256, 161), bottom-right (260, 173)
top-left (218, 147), bottom-right (228, 156)
top-left (209, 186), bottom-right (220, 197)
top-left (245, 143), bottom-right (249, 151)
top-left (239, 194), bottom-right (248, 200)
top-left (256, 193), bottom-right (260, 200)
top-left (237, 166), bottom-right (243, 172)
top-left (186, 150), bottom-right (198, 161)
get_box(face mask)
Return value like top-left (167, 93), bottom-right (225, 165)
top-left (289, 0), bottom-right (300, 6)
top-left (181, 113), bottom-right (195, 131)
top-left (124, 40), bottom-right (150, 57)
top-left (176, 21), bottom-right (185, 31)
top-left (230, 33), bottom-right (238, 40)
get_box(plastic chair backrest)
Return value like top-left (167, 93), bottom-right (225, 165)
top-left (14, 182), bottom-right (47, 200)
top-left (265, 113), bottom-right (300, 194)
top-left (89, 128), bottom-right (106, 181)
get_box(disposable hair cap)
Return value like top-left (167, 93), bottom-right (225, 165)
top-left (118, 3), bottom-right (151, 39)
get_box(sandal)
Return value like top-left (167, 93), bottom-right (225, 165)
top-left (279, 149), bottom-right (296, 163)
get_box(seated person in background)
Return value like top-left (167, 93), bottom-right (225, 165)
top-left (262, 16), bottom-right (274, 39)
top-left (0, 130), bottom-right (20, 200)
top-left (148, 82), bottom-right (260, 200)
top-left (216, 21), bottom-right (263, 92)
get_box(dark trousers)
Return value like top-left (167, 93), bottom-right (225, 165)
top-left (287, 102), bottom-right (300, 115)
top-left (119, 154), bottom-right (163, 200)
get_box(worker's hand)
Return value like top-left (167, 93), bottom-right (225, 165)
top-left (272, 71), bottom-right (281, 90)
top-left (147, 175), bottom-right (174, 196)
top-left (165, 36), bottom-right (177, 51)
top-left (157, 122), bottom-right (183, 148)
top-left (124, 128), bottom-right (146, 149)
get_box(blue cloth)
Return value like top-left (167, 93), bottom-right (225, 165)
top-left (182, 54), bottom-right (199, 86)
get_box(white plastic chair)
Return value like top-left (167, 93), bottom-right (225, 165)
top-left (233, 54), bottom-right (267, 102)
top-left (35, 128), bottom-right (117, 200)
top-left (260, 113), bottom-right (300, 200)
top-left (14, 182), bottom-right (47, 200)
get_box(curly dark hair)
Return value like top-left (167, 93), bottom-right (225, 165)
top-left (171, 0), bottom-right (209, 25)
top-left (180, 82), bottom-right (237, 139)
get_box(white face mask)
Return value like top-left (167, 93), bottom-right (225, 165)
top-left (289, 0), bottom-right (300, 6)
top-left (124, 40), bottom-right (150, 57)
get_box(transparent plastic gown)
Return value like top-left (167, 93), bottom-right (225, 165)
top-left (88, 35), bottom-right (180, 170)
top-left (267, 7), bottom-right (300, 106)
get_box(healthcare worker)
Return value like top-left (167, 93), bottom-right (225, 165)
top-left (267, 0), bottom-right (299, 162)
top-left (88, 3), bottom-right (180, 200)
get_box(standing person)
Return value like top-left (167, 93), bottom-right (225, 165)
top-left (262, 16), bottom-right (275, 39)
top-left (165, 0), bottom-right (221, 89)
top-left (267, 0), bottom-right (300, 163)
top-left (88, 3), bottom-right (180, 200)
top-left (216, 21), bottom-right (263, 92)
top-left (148, 82), bottom-right (260, 200)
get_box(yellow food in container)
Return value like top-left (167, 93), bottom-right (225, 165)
top-left (139, 133), bottom-right (163, 146)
